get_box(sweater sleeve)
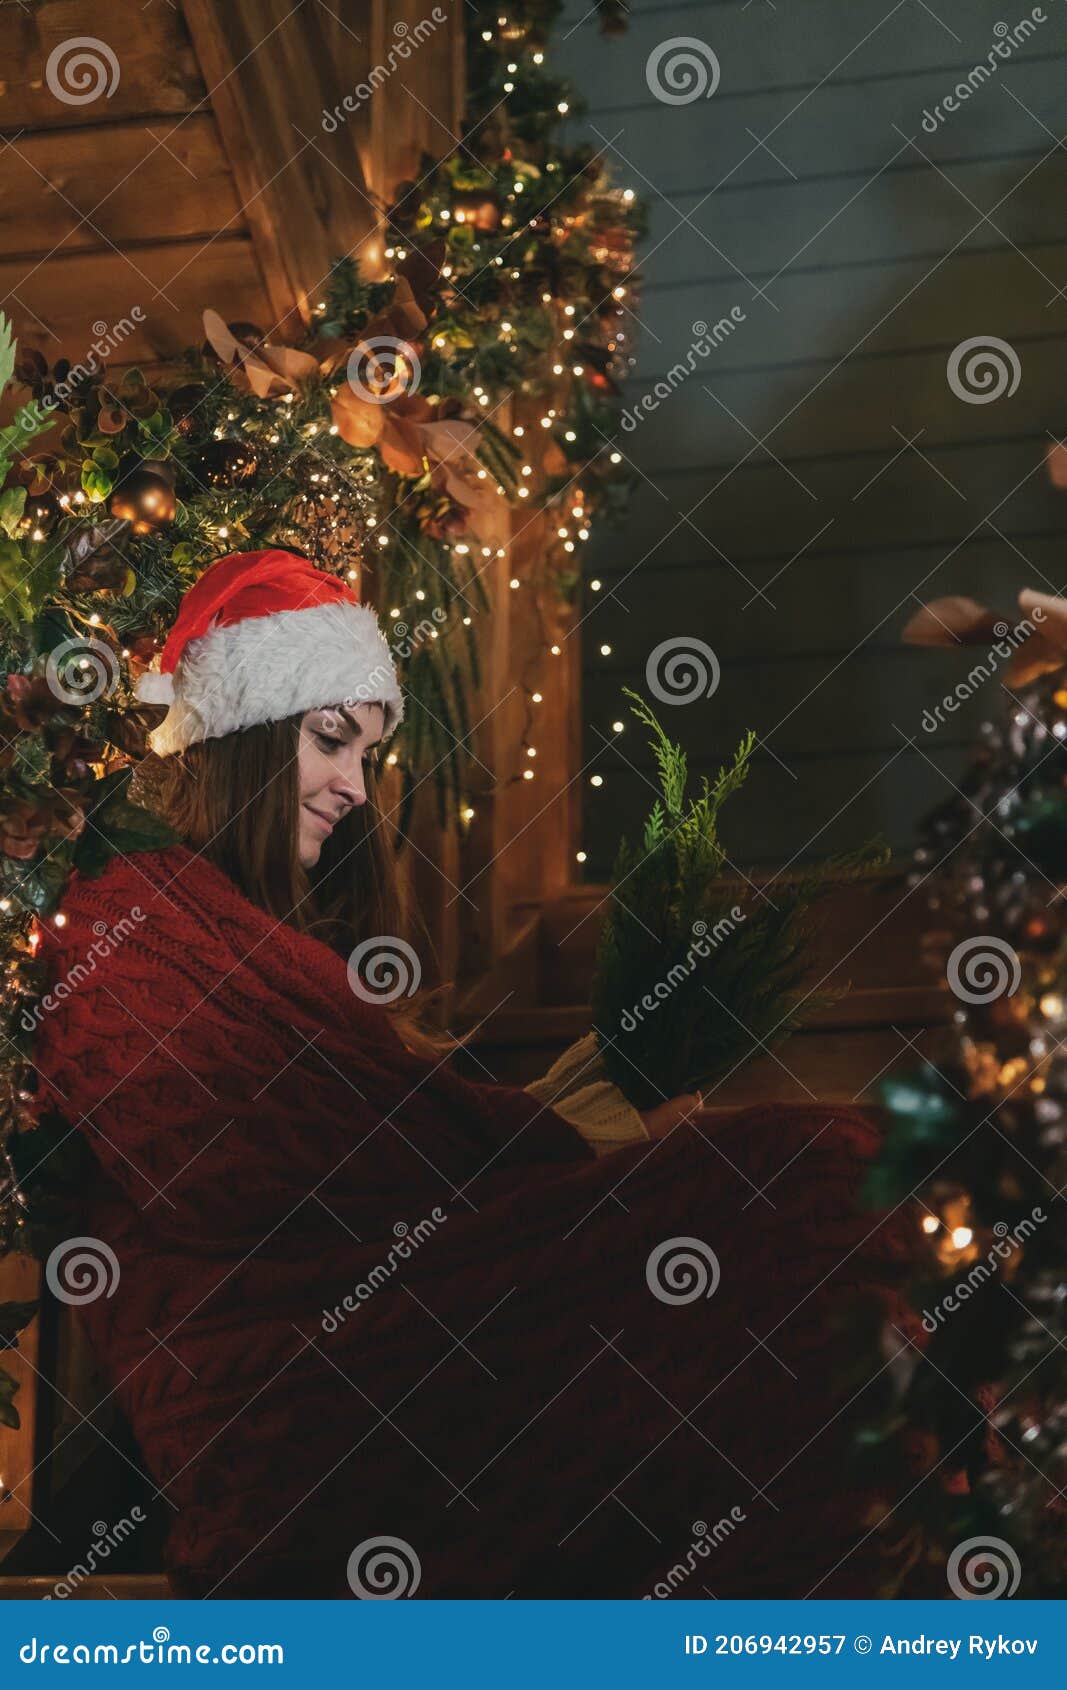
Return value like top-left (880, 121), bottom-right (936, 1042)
top-left (522, 1029), bottom-right (650, 1157)
top-left (31, 874), bottom-right (589, 1246)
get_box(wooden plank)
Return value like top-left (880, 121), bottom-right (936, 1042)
top-left (0, 114), bottom-right (244, 259)
top-left (571, 47), bottom-right (1067, 195)
top-left (586, 436), bottom-right (1058, 563)
top-left (181, 0), bottom-right (386, 329)
top-left (616, 331), bottom-right (1058, 471)
top-left (587, 643), bottom-right (1015, 763)
top-left (565, 0), bottom-right (1057, 99)
top-left (0, 1), bottom-right (203, 132)
top-left (0, 235), bottom-right (273, 365)
top-left (0, 1256), bottom-right (40, 1553)
top-left (639, 150), bottom-right (1064, 293)
top-left (577, 528), bottom-right (1067, 661)
top-left (634, 242), bottom-right (1067, 379)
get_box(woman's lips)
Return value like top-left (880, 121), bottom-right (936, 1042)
top-left (304, 805), bottom-right (335, 834)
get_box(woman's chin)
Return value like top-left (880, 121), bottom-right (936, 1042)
top-left (298, 835), bottom-right (322, 869)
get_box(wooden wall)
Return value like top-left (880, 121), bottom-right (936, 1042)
top-left (563, 0), bottom-right (1067, 873)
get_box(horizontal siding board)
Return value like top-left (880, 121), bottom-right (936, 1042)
top-left (591, 437), bottom-right (1061, 561)
top-left (618, 333), bottom-right (1062, 469)
top-left (0, 0), bottom-right (203, 132)
top-left (0, 115), bottom-right (242, 257)
top-left (581, 529), bottom-right (1067, 659)
top-left (578, 51), bottom-right (1067, 195)
top-left (636, 235), bottom-right (1067, 368)
top-left (563, 0), bottom-right (1057, 101)
top-left (0, 238), bottom-right (272, 365)
top-left (637, 149), bottom-right (1060, 281)
top-left (585, 644), bottom-right (1002, 763)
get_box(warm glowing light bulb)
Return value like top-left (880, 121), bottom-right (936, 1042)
top-left (951, 1227), bottom-right (973, 1249)
top-left (921, 1215), bottom-right (939, 1235)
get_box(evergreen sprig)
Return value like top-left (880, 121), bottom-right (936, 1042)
top-left (591, 688), bottom-right (890, 1109)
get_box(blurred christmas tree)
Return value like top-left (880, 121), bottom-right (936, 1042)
top-left (866, 588), bottom-right (1067, 1597)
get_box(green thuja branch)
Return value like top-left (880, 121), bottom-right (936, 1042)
top-left (590, 688), bottom-right (890, 1110)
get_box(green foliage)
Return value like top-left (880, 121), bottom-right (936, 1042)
top-left (71, 767), bottom-right (179, 881)
top-left (591, 689), bottom-right (890, 1109)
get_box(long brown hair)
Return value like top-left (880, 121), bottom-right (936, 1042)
top-left (134, 712), bottom-right (459, 1060)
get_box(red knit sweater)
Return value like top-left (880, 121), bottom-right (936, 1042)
top-left (32, 843), bottom-right (914, 1598)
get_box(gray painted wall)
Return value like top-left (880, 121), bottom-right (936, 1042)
top-left (566, 0), bottom-right (1067, 872)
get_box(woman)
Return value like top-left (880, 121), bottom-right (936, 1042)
top-left (33, 549), bottom-right (911, 1599)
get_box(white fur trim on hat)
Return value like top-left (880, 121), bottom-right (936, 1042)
top-left (135, 598), bottom-right (404, 756)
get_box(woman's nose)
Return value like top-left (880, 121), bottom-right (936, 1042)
top-left (331, 760), bottom-right (366, 807)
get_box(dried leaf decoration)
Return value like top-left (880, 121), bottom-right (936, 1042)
top-left (901, 596), bottom-right (1003, 648)
top-left (202, 311), bottom-right (320, 399)
top-left (902, 592), bottom-right (1066, 689)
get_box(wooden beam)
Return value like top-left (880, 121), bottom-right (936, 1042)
top-left (180, 0), bottom-right (386, 332)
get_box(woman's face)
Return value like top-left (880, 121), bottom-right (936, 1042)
top-left (296, 700), bottom-right (386, 868)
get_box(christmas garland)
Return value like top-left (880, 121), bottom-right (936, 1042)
top-left (0, 0), bottom-right (645, 1425)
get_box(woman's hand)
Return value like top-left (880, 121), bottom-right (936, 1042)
top-left (639, 1091), bottom-right (705, 1139)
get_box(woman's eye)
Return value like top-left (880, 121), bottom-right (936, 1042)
top-left (315, 732), bottom-right (343, 751)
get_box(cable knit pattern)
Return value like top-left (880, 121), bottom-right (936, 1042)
top-left (31, 844), bottom-right (914, 1598)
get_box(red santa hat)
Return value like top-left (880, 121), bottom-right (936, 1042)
top-left (134, 548), bottom-right (404, 756)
